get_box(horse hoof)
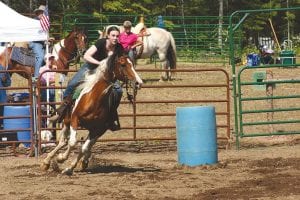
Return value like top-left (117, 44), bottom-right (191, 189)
top-left (159, 76), bottom-right (168, 82)
top-left (51, 160), bottom-right (61, 172)
top-left (56, 153), bottom-right (65, 163)
top-left (62, 168), bottom-right (73, 176)
top-left (79, 160), bottom-right (89, 171)
top-left (40, 162), bottom-right (50, 171)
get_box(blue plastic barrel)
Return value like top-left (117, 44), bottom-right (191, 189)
top-left (176, 106), bottom-right (218, 166)
top-left (3, 106), bottom-right (31, 147)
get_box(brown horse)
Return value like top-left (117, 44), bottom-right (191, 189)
top-left (40, 54), bottom-right (143, 175)
top-left (0, 28), bottom-right (87, 79)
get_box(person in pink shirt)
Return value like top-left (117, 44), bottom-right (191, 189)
top-left (119, 20), bottom-right (143, 63)
top-left (39, 53), bottom-right (57, 115)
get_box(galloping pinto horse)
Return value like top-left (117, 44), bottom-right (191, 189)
top-left (40, 54), bottom-right (143, 175)
top-left (100, 25), bottom-right (177, 81)
top-left (0, 28), bottom-right (87, 79)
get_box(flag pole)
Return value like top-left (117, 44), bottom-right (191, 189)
top-left (45, 0), bottom-right (50, 127)
top-left (46, 0), bottom-right (49, 55)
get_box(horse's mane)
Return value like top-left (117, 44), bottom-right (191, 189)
top-left (73, 54), bottom-right (121, 110)
top-left (77, 58), bottom-right (109, 92)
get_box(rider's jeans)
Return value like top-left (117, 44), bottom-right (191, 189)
top-left (128, 49), bottom-right (135, 62)
top-left (29, 42), bottom-right (45, 77)
top-left (63, 62), bottom-right (123, 100)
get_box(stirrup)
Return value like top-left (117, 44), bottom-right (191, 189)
top-left (48, 114), bottom-right (59, 122)
top-left (108, 120), bottom-right (121, 131)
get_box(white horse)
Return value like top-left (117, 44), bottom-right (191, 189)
top-left (99, 24), bottom-right (177, 81)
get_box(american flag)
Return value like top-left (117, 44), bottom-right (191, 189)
top-left (40, 5), bottom-right (50, 32)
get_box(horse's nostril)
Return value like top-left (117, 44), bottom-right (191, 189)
top-left (135, 82), bottom-right (142, 89)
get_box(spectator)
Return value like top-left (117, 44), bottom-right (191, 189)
top-left (39, 53), bottom-right (57, 129)
top-left (29, 5), bottom-right (46, 78)
top-left (39, 53), bottom-right (57, 110)
top-left (157, 15), bottom-right (165, 29)
top-left (119, 20), bottom-right (143, 63)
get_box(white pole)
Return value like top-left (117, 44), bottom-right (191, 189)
top-left (45, 32), bottom-right (50, 127)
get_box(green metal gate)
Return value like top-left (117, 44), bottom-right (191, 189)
top-left (61, 14), bottom-right (242, 63)
top-left (228, 7), bottom-right (300, 148)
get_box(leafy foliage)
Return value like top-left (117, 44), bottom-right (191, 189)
top-left (3, 0), bottom-right (300, 57)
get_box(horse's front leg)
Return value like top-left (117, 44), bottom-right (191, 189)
top-left (78, 128), bottom-right (107, 171)
top-left (61, 136), bottom-right (96, 175)
top-left (78, 137), bottom-right (98, 171)
top-left (40, 125), bottom-right (69, 171)
top-left (56, 126), bottom-right (78, 163)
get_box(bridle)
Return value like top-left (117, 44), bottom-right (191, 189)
top-left (57, 31), bottom-right (87, 67)
top-left (114, 56), bottom-right (137, 104)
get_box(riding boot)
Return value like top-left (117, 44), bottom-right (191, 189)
top-left (108, 109), bottom-right (121, 131)
top-left (49, 95), bottom-right (73, 123)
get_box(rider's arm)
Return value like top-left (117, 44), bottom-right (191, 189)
top-left (131, 40), bottom-right (143, 49)
top-left (130, 34), bottom-right (142, 49)
top-left (83, 45), bottom-right (101, 65)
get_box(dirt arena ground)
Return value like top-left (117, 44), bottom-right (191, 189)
top-left (0, 137), bottom-right (299, 200)
top-left (1, 62), bottom-right (299, 199)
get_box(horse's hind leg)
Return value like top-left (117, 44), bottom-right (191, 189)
top-left (40, 125), bottom-right (69, 171)
top-left (157, 52), bottom-right (170, 81)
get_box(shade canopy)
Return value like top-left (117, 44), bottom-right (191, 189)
top-left (0, 2), bottom-right (47, 42)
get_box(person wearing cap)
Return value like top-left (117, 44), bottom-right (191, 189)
top-left (28, 5), bottom-right (47, 78)
top-left (119, 20), bottom-right (143, 63)
top-left (39, 54), bottom-right (57, 121)
top-left (259, 45), bottom-right (274, 64)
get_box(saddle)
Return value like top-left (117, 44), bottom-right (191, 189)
top-left (72, 83), bottom-right (119, 111)
top-left (10, 46), bottom-right (36, 66)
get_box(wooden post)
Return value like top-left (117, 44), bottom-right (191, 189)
top-left (268, 18), bottom-right (282, 51)
top-left (266, 70), bottom-right (274, 133)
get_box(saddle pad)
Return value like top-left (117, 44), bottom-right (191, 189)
top-left (73, 88), bottom-right (82, 100)
top-left (11, 47), bottom-right (35, 67)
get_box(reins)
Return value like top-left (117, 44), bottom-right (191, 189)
top-left (114, 58), bottom-right (136, 104)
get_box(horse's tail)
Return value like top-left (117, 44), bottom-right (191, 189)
top-left (167, 31), bottom-right (177, 70)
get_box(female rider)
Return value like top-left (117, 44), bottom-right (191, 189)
top-left (50, 26), bottom-right (124, 131)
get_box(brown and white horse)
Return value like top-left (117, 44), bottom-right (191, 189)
top-left (0, 28), bottom-right (87, 79)
top-left (40, 54), bottom-right (143, 175)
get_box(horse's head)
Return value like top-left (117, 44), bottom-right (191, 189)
top-left (72, 28), bottom-right (88, 56)
top-left (114, 55), bottom-right (143, 90)
top-left (64, 28), bottom-right (88, 57)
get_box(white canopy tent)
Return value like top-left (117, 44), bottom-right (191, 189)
top-left (0, 2), bottom-right (48, 42)
top-left (0, 2), bottom-right (50, 157)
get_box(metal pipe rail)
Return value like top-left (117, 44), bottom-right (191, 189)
top-left (0, 70), bottom-right (34, 156)
top-left (37, 68), bottom-right (231, 150)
